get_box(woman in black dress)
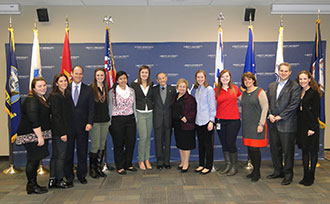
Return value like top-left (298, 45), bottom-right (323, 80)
top-left (172, 78), bottom-right (197, 173)
top-left (296, 70), bottom-right (321, 186)
top-left (48, 74), bottom-right (71, 189)
top-left (16, 77), bottom-right (51, 194)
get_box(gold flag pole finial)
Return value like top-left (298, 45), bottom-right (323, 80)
top-left (249, 13), bottom-right (252, 26)
top-left (280, 14), bottom-right (284, 27)
top-left (103, 16), bottom-right (114, 27)
top-left (34, 20), bottom-right (37, 30)
top-left (9, 16), bottom-right (12, 28)
top-left (65, 16), bottom-right (69, 28)
top-left (217, 12), bottom-right (224, 27)
top-left (318, 9), bottom-right (320, 21)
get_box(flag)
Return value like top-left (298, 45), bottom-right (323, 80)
top-left (61, 27), bottom-right (72, 81)
top-left (104, 26), bottom-right (116, 88)
top-left (243, 25), bottom-right (256, 74)
top-left (310, 19), bottom-right (325, 128)
top-left (5, 26), bottom-right (21, 143)
top-left (29, 28), bottom-right (42, 88)
top-left (275, 26), bottom-right (284, 80)
top-left (215, 25), bottom-right (224, 86)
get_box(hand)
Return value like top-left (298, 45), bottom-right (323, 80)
top-left (257, 125), bottom-right (263, 133)
top-left (37, 136), bottom-right (44, 146)
top-left (269, 114), bottom-right (276, 123)
top-left (207, 122), bottom-right (214, 131)
top-left (181, 116), bottom-right (187, 123)
top-left (274, 115), bottom-right (282, 121)
top-left (85, 124), bottom-right (92, 131)
top-left (307, 130), bottom-right (315, 136)
top-left (61, 135), bottom-right (67, 142)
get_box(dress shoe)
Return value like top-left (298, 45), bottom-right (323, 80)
top-left (194, 166), bottom-right (204, 173)
top-left (126, 166), bottom-right (137, 172)
top-left (157, 165), bottom-right (163, 170)
top-left (78, 177), bottom-right (87, 184)
top-left (181, 166), bottom-right (189, 173)
top-left (27, 182), bottom-right (48, 195)
top-left (164, 164), bottom-right (171, 169)
top-left (48, 178), bottom-right (56, 189)
top-left (145, 160), bottom-right (152, 170)
top-left (177, 165), bottom-right (183, 170)
top-left (117, 169), bottom-right (127, 175)
top-left (56, 179), bottom-right (70, 189)
top-left (266, 173), bottom-right (284, 179)
top-left (200, 169), bottom-right (211, 175)
top-left (139, 161), bottom-right (146, 170)
top-left (281, 178), bottom-right (292, 185)
top-left (66, 180), bottom-right (74, 188)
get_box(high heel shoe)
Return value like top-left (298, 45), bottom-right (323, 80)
top-left (194, 166), bottom-right (204, 173)
top-left (181, 166), bottom-right (189, 173)
top-left (177, 164), bottom-right (183, 170)
top-left (200, 168), bottom-right (211, 175)
top-left (139, 161), bottom-right (146, 170)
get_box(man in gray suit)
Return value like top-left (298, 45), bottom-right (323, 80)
top-left (152, 72), bottom-right (176, 169)
top-left (266, 62), bottom-right (301, 185)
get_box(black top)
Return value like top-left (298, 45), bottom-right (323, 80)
top-left (17, 95), bottom-right (51, 135)
top-left (130, 82), bottom-right (153, 111)
top-left (172, 94), bottom-right (184, 121)
top-left (93, 87), bottom-right (110, 123)
top-left (48, 92), bottom-right (72, 138)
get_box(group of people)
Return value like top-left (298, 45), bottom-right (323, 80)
top-left (16, 62), bottom-right (321, 195)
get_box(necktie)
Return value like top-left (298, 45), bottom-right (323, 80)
top-left (73, 85), bottom-right (79, 106)
top-left (161, 87), bottom-right (166, 104)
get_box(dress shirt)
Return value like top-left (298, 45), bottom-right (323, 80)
top-left (71, 81), bottom-right (82, 99)
top-left (276, 78), bottom-right (289, 99)
top-left (195, 85), bottom-right (216, 126)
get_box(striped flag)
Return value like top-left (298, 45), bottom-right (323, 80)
top-left (29, 28), bottom-right (42, 88)
top-left (215, 25), bottom-right (224, 86)
top-left (243, 25), bottom-right (256, 74)
top-left (61, 27), bottom-right (72, 81)
top-left (275, 26), bottom-right (284, 80)
top-left (5, 26), bottom-right (21, 143)
top-left (310, 19), bottom-right (325, 128)
top-left (104, 26), bottom-right (116, 88)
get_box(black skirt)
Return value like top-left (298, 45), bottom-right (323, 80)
top-left (173, 120), bottom-right (195, 150)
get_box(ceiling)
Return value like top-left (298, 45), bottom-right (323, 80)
top-left (0, 0), bottom-right (330, 6)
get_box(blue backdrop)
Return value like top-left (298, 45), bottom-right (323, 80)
top-left (7, 41), bottom-right (326, 166)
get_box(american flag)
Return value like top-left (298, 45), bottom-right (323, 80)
top-left (104, 26), bottom-right (116, 88)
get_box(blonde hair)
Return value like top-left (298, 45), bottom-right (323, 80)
top-left (176, 78), bottom-right (189, 89)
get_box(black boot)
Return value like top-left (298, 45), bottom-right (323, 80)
top-left (227, 152), bottom-right (238, 176)
top-left (96, 150), bottom-right (107, 177)
top-left (251, 150), bottom-right (261, 182)
top-left (299, 150), bottom-right (310, 185)
top-left (27, 179), bottom-right (48, 194)
top-left (219, 152), bottom-right (231, 175)
top-left (89, 152), bottom-right (99, 179)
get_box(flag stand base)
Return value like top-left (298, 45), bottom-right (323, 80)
top-left (37, 164), bottom-right (49, 175)
top-left (2, 164), bottom-right (22, 174)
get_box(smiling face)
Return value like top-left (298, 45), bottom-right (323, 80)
top-left (72, 66), bottom-right (84, 84)
top-left (243, 77), bottom-right (255, 89)
top-left (177, 82), bottom-right (187, 95)
top-left (33, 80), bottom-right (47, 96)
top-left (220, 72), bottom-right (230, 86)
top-left (196, 72), bottom-right (205, 86)
top-left (298, 73), bottom-right (311, 89)
top-left (140, 68), bottom-right (149, 81)
top-left (157, 73), bottom-right (167, 87)
top-left (278, 64), bottom-right (292, 81)
top-left (56, 76), bottom-right (68, 93)
top-left (117, 74), bottom-right (128, 88)
top-left (96, 70), bottom-right (105, 84)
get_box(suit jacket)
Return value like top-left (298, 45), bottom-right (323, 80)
top-left (267, 79), bottom-right (301, 132)
top-left (70, 83), bottom-right (94, 134)
top-left (152, 84), bottom-right (176, 128)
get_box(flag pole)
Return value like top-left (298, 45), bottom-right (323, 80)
top-left (3, 17), bottom-right (22, 175)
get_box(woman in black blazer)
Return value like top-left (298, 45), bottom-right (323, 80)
top-left (296, 70), bottom-right (321, 186)
top-left (16, 77), bottom-right (51, 194)
top-left (48, 74), bottom-right (72, 189)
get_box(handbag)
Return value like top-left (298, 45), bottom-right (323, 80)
top-left (15, 129), bottom-right (52, 145)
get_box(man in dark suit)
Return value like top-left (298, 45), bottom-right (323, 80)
top-left (266, 62), bottom-right (301, 185)
top-left (152, 72), bottom-right (176, 169)
top-left (65, 65), bottom-right (94, 186)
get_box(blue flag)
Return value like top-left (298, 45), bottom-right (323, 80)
top-left (310, 19), bottom-right (325, 128)
top-left (243, 25), bottom-right (256, 74)
top-left (5, 27), bottom-right (21, 143)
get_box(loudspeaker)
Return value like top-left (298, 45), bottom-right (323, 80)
top-left (244, 8), bottom-right (255, 22)
top-left (36, 8), bottom-right (49, 22)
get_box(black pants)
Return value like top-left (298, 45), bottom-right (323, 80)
top-left (269, 124), bottom-right (295, 179)
top-left (65, 128), bottom-right (89, 181)
top-left (50, 136), bottom-right (67, 180)
top-left (26, 159), bottom-right (40, 182)
top-left (154, 125), bottom-right (171, 166)
top-left (109, 115), bottom-right (136, 170)
top-left (216, 119), bottom-right (241, 153)
top-left (196, 124), bottom-right (214, 169)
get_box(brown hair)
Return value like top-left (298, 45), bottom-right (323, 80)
top-left (50, 73), bottom-right (70, 97)
top-left (91, 68), bottom-right (109, 103)
top-left (279, 62), bottom-right (292, 71)
top-left (296, 70), bottom-right (322, 96)
top-left (241, 72), bottom-right (257, 89)
top-left (216, 69), bottom-right (235, 96)
top-left (193, 70), bottom-right (209, 89)
top-left (29, 76), bottom-right (49, 107)
top-left (137, 65), bottom-right (152, 86)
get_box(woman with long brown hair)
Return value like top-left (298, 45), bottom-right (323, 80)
top-left (16, 77), bottom-right (51, 194)
top-left (214, 69), bottom-right (242, 176)
top-left (296, 70), bottom-right (321, 186)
